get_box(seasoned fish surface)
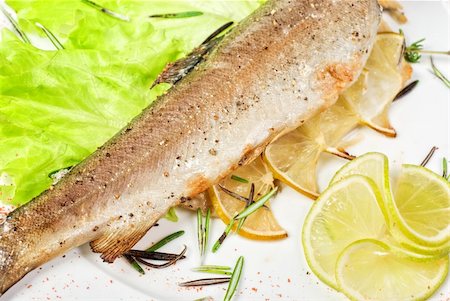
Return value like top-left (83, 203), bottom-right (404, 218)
top-left (0, 0), bottom-right (380, 294)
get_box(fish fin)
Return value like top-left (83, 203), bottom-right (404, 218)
top-left (150, 38), bottom-right (220, 88)
top-left (90, 221), bottom-right (154, 263)
top-left (150, 22), bottom-right (233, 89)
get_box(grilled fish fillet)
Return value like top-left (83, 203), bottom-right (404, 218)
top-left (0, 0), bottom-right (380, 294)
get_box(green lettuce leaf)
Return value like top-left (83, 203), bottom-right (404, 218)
top-left (0, 0), bottom-right (262, 205)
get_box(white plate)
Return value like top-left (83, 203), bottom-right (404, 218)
top-left (1, 1), bottom-right (449, 300)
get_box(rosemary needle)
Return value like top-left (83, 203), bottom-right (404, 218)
top-left (179, 277), bottom-right (230, 287)
top-left (430, 57), bottom-right (450, 88)
top-left (212, 219), bottom-right (235, 253)
top-left (35, 22), bottom-right (64, 50)
top-left (442, 158), bottom-right (449, 180)
top-left (193, 265), bottom-right (231, 271)
top-left (236, 183), bottom-right (255, 233)
top-left (124, 254), bottom-right (145, 275)
top-left (149, 11), bottom-right (203, 19)
top-left (0, 5), bottom-right (30, 44)
top-left (231, 175), bottom-right (249, 183)
top-left (235, 187), bottom-right (278, 219)
top-left (223, 256), bottom-right (245, 301)
top-left (145, 230), bottom-right (185, 252)
top-left (197, 209), bottom-right (204, 256)
top-left (393, 80), bottom-right (419, 101)
top-left (203, 209), bottom-right (211, 256)
top-left (81, 0), bottom-right (130, 22)
top-left (420, 146), bottom-right (438, 167)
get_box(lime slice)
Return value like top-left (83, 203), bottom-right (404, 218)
top-left (392, 164), bottom-right (450, 246)
top-left (331, 153), bottom-right (450, 255)
top-left (302, 175), bottom-right (388, 288)
top-left (336, 239), bottom-right (449, 301)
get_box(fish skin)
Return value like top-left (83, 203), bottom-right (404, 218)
top-left (0, 0), bottom-right (380, 295)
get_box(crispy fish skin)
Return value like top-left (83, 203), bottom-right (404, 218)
top-left (0, 0), bottom-right (380, 294)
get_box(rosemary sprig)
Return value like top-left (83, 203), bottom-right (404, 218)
top-left (223, 256), bottom-right (244, 301)
top-left (192, 265), bottom-right (232, 276)
top-left (35, 22), bottom-right (64, 50)
top-left (443, 158), bottom-right (449, 181)
top-left (0, 5), bottom-right (30, 44)
top-left (179, 277), bottom-right (230, 287)
top-left (236, 183), bottom-right (255, 233)
top-left (231, 175), bottom-right (249, 183)
top-left (145, 230), bottom-right (185, 252)
top-left (430, 57), bottom-right (450, 89)
top-left (420, 146), bottom-right (438, 167)
top-left (399, 32), bottom-right (449, 63)
top-left (149, 11), bottom-right (203, 19)
top-left (235, 187), bottom-right (278, 219)
top-left (212, 218), bottom-right (235, 253)
top-left (124, 254), bottom-right (145, 275)
top-left (404, 38), bottom-right (424, 63)
top-left (81, 0), bottom-right (130, 22)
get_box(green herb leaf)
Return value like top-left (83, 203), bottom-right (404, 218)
top-left (430, 57), bottom-right (450, 88)
top-left (231, 175), bottom-right (249, 183)
top-left (145, 230), bottom-right (184, 252)
top-left (235, 187), bottom-right (278, 220)
top-left (164, 207), bottom-right (178, 222)
top-left (149, 11), bottom-right (203, 19)
top-left (223, 256), bottom-right (244, 301)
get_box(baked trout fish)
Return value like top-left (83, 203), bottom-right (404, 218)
top-left (0, 0), bottom-right (380, 294)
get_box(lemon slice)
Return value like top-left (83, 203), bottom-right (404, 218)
top-left (264, 98), bottom-right (358, 198)
top-left (264, 33), bottom-right (410, 198)
top-left (209, 157), bottom-right (287, 240)
top-left (302, 175), bottom-right (388, 288)
top-left (336, 239), bottom-right (449, 301)
top-left (341, 33), bottom-right (406, 137)
top-left (331, 152), bottom-right (450, 256)
top-left (392, 164), bottom-right (450, 246)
